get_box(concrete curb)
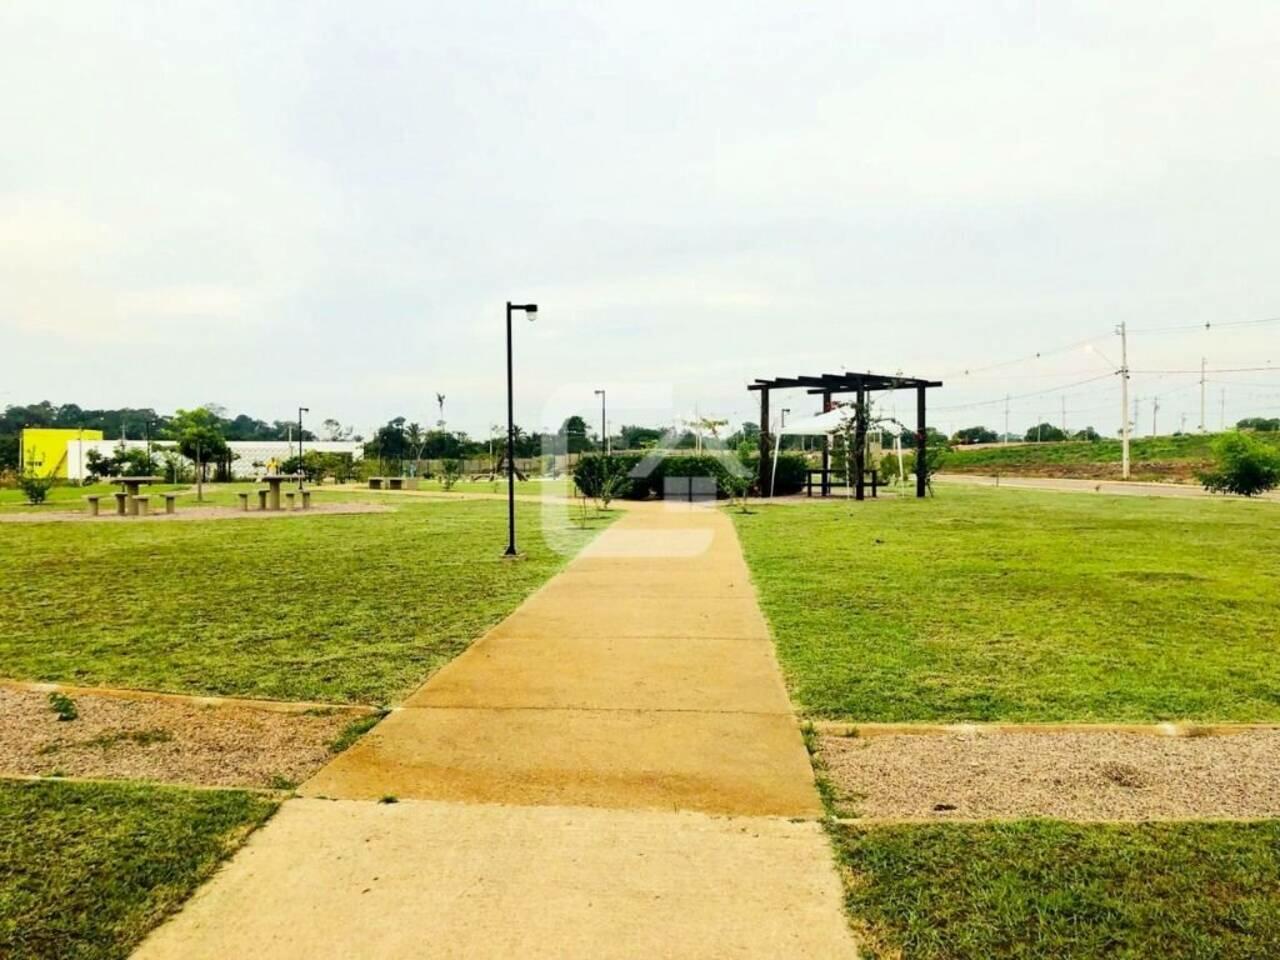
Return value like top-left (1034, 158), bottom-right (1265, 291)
top-left (812, 720), bottom-right (1280, 738)
top-left (0, 679), bottom-right (378, 716)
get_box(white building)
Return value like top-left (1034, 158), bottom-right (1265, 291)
top-left (65, 439), bottom-right (363, 481)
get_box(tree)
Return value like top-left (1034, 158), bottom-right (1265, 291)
top-left (321, 418), bottom-right (353, 441)
top-left (366, 418), bottom-right (409, 470)
top-left (1024, 422), bottom-right (1067, 443)
top-left (18, 448), bottom-right (54, 504)
top-left (405, 422), bottom-right (427, 470)
top-left (1199, 432), bottom-right (1280, 497)
top-left (619, 424), bottom-right (664, 450)
top-left (1237, 417), bottom-right (1280, 432)
top-left (952, 426), bottom-right (997, 445)
top-left (559, 415), bottom-right (591, 454)
top-left (1073, 426), bottom-right (1101, 441)
top-left (167, 407), bottom-right (229, 480)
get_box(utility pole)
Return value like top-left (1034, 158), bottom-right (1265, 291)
top-left (1152, 397), bottom-right (1159, 437)
top-left (1003, 394), bottom-right (1010, 444)
top-left (1061, 396), bottom-right (1067, 438)
top-left (1199, 357), bottom-right (1207, 433)
top-left (1180, 412), bottom-right (1188, 434)
top-left (1220, 389), bottom-right (1226, 431)
top-left (1118, 321), bottom-right (1130, 480)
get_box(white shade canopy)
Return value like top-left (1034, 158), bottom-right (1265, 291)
top-left (776, 408), bottom-right (853, 436)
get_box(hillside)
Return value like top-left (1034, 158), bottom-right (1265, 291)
top-left (942, 432), bottom-right (1280, 482)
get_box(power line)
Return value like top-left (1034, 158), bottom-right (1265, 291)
top-left (934, 372), bottom-right (1117, 412)
top-left (1130, 366), bottom-right (1278, 375)
top-left (1127, 315), bottom-right (1280, 335)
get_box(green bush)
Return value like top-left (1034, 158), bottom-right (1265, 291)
top-left (741, 452), bottom-right (809, 495)
top-left (647, 453), bottom-right (755, 499)
top-left (572, 454), bottom-right (649, 500)
top-left (1199, 432), bottom-right (1280, 497)
top-left (18, 460), bottom-right (54, 505)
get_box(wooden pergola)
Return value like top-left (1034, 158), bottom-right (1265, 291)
top-left (748, 372), bottom-right (943, 499)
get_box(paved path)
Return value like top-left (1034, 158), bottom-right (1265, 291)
top-left (134, 502), bottom-right (857, 959)
top-left (935, 472), bottom-right (1280, 501)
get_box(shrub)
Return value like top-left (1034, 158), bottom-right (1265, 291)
top-left (647, 453), bottom-right (755, 499)
top-left (1198, 432), bottom-right (1280, 497)
top-left (573, 454), bottom-right (648, 500)
top-left (48, 692), bottom-right (78, 721)
top-left (439, 459), bottom-right (463, 491)
top-left (741, 452), bottom-right (809, 496)
top-left (18, 458), bottom-right (54, 504)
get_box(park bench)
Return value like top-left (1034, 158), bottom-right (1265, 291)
top-left (163, 493), bottom-right (178, 514)
top-left (805, 468), bottom-right (879, 498)
top-left (285, 491), bottom-right (296, 510)
top-left (238, 492), bottom-right (250, 511)
top-left (114, 492), bottom-right (129, 516)
top-left (133, 495), bottom-right (151, 516)
top-left (85, 495), bottom-right (101, 516)
top-left (387, 477), bottom-right (404, 490)
top-left (369, 477), bottom-right (383, 490)
top-left (257, 489), bottom-right (268, 510)
top-left (301, 490), bottom-right (312, 510)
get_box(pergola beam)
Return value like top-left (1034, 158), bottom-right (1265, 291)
top-left (749, 368), bottom-right (943, 500)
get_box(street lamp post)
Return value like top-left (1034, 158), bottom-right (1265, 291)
top-left (506, 302), bottom-right (538, 556)
top-left (594, 389), bottom-right (607, 457)
top-left (298, 407), bottom-right (309, 488)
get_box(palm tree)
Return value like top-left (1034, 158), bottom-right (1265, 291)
top-left (405, 422), bottom-right (426, 475)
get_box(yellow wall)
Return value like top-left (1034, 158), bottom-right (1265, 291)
top-left (19, 428), bottom-right (104, 478)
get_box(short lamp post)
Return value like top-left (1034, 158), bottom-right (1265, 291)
top-left (297, 406), bottom-right (309, 488)
top-left (594, 389), bottom-right (607, 457)
top-left (506, 302), bottom-right (537, 556)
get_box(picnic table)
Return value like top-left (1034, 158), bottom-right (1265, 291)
top-left (261, 474), bottom-right (303, 511)
top-left (116, 476), bottom-right (162, 516)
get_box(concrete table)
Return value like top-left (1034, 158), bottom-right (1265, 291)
top-left (261, 474), bottom-right (303, 511)
top-left (117, 476), bottom-right (161, 516)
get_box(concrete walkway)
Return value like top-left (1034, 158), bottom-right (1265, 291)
top-left (134, 502), bottom-right (857, 959)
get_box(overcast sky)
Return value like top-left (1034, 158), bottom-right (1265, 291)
top-left (3, 1), bottom-right (1278, 439)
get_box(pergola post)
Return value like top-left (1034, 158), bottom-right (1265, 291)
top-left (854, 386), bottom-right (867, 501)
top-left (915, 384), bottom-right (927, 498)
top-left (821, 390), bottom-right (832, 495)
top-left (758, 386), bottom-right (771, 496)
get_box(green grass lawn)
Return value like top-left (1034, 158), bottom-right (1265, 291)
top-left (832, 819), bottom-right (1280, 960)
top-left (0, 778), bottom-right (275, 960)
top-left (0, 499), bottom-right (611, 703)
top-left (733, 487), bottom-right (1280, 722)
top-left (0, 482), bottom-right (190, 513)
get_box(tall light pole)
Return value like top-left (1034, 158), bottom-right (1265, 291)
top-left (506, 302), bottom-right (538, 556)
top-left (298, 406), bottom-right (309, 488)
top-left (594, 389), bottom-right (607, 457)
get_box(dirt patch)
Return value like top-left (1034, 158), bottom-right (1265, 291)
top-left (0, 502), bottom-right (393, 523)
top-left (820, 729), bottom-right (1280, 821)
top-left (0, 687), bottom-right (375, 788)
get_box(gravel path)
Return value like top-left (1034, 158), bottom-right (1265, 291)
top-left (0, 687), bottom-right (371, 788)
top-left (821, 729), bottom-right (1280, 821)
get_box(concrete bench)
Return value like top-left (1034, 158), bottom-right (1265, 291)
top-left (114, 492), bottom-right (129, 516)
top-left (133, 495), bottom-right (151, 516)
top-left (163, 493), bottom-right (178, 514)
top-left (387, 477), bottom-right (404, 490)
top-left (285, 491), bottom-right (296, 510)
top-left (257, 489), bottom-right (268, 510)
top-left (85, 495), bottom-right (101, 517)
top-left (369, 477), bottom-right (383, 490)
top-left (238, 492), bottom-right (250, 511)
top-left (301, 490), bottom-right (312, 510)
